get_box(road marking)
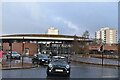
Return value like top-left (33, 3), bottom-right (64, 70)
top-left (102, 76), bottom-right (118, 78)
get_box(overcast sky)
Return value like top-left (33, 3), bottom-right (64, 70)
top-left (1, 2), bottom-right (118, 38)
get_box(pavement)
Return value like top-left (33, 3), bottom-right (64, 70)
top-left (1, 62), bottom-right (38, 70)
top-left (0, 57), bottom-right (38, 70)
top-left (70, 54), bottom-right (120, 67)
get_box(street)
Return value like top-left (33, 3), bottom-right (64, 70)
top-left (2, 61), bottom-right (118, 78)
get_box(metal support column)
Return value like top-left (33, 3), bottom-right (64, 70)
top-left (22, 37), bottom-right (25, 67)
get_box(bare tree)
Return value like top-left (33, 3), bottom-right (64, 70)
top-left (70, 35), bottom-right (80, 54)
top-left (82, 30), bottom-right (90, 38)
top-left (90, 38), bottom-right (102, 45)
top-left (70, 35), bottom-right (89, 55)
top-left (79, 39), bottom-right (89, 56)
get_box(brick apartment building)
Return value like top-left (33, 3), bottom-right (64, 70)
top-left (2, 42), bottom-right (118, 56)
top-left (3, 43), bottom-right (38, 56)
top-left (89, 45), bottom-right (118, 55)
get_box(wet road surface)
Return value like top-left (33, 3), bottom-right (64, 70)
top-left (2, 62), bottom-right (118, 78)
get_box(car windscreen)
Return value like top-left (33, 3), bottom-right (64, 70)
top-left (37, 54), bottom-right (48, 58)
top-left (51, 60), bottom-right (67, 64)
top-left (52, 57), bottom-right (67, 61)
top-left (12, 52), bottom-right (19, 54)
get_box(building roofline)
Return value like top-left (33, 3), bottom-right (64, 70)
top-left (0, 34), bottom-right (88, 39)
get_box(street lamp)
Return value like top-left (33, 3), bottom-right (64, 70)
top-left (8, 40), bottom-right (13, 68)
top-left (100, 45), bottom-right (104, 66)
top-left (22, 37), bottom-right (26, 67)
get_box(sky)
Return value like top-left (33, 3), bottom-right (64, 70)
top-left (1, 2), bottom-right (118, 38)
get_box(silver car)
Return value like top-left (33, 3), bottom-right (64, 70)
top-left (6, 51), bottom-right (21, 59)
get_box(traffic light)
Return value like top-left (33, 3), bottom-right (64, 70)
top-left (22, 42), bottom-right (26, 44)
top-left (100, 45), bottom-right (104, 51)
top-left (68, 44), bottom-right (71, 47)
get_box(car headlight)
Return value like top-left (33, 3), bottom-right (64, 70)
top-left (48, 64), bottom-right (53, 68)
top-left (42, 59), bottom-right (45, 61)
top-left (66, 65), bottom-right (70, 69)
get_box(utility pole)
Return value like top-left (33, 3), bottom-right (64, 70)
top-left (22, 37), bottom-right (25, 67)
top-left (9, 40), bottom-right (12, 68)
top-left (100, 45), bottom-right (104, 66)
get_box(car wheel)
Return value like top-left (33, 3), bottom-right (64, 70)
top-left (47, 72), bottom-right (51, 76)
top-left (66, 73), bottom-right (70, 77)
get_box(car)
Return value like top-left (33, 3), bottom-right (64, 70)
top-left (6, 51), bottom-right (21, 59)
top-left (32, 54), bottom-right (51, 65)
top-left (47, 56), bottom-right (71, 77)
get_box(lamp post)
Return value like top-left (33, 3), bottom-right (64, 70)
top-left (8, 40), bottom-right (12, 68)
top-left (100, 45), bottom-right (104, 66)
top-left (22, 37), bottom-right (25, 67)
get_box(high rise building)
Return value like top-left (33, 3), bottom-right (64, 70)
top-left (95, 27), bottom-right (117, 44)
top-left (46, 27), bottom-right (59, 35)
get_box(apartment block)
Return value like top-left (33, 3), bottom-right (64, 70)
top-left (46, 27), bottom-right (59, 35)
top-left (95, 27), bottom-right (117, 44)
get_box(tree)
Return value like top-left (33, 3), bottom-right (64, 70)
top-left (70, 35), bottom-right (89, 55)
top-left (70, 35), bottom-right (80, 54)
top-left (90, 38), bottom-right (103, 45)
top-left (79, 40), bottom-right (89, 55)
top-left (82, 30), bottom-right (90, 38)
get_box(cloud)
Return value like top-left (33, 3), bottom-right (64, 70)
top-left (63, 20), bottom-right (79, 31)
top-left (56, 17), bottom-right (80, 33)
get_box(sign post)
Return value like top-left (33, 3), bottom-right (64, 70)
top-left (100, 45), bottom-right (104, 66)
top-left (8, 40), bottom-right (12, 68)
top-left (22, 37), bottom-right (25, 67)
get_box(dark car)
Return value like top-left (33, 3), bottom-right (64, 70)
top-left (6, 51), bottom-right (21, 59)
top-left (32, 54), bottom-right (51, 65)
top-left (47, 56), bottom-right (71, 77)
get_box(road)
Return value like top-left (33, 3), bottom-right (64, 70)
top-left (2, 62), bottom-right (119, 78)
